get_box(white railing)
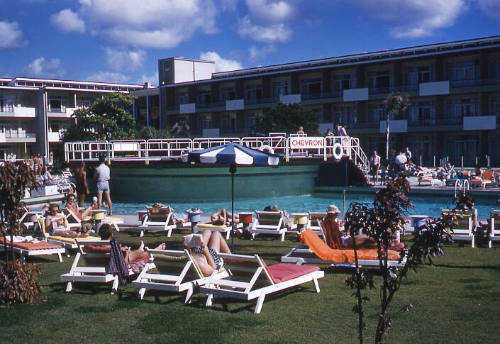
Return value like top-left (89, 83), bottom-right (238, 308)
top-left (64, 135), bottom-right (371, 174)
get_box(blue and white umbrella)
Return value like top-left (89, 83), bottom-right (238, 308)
top-left (182, 142), bottom-right (280, 166)
top-left (183, 142), bottom-right (281, 251)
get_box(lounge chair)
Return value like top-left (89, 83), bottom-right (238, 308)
top-left (37, 217), bottom-right (100, 253)
top-left (132, 248), bottom-right (229, 303)
top-left (308, 212), bottom-right (327, 237)
top-left (488, 210), bottom-right (500, 248)
top-left (18, 210), bottom-right (42, 231)
top-left (193, 223), bottom-right (235, 240)
top-left (441, 210), bottom-right (475, 248)
top-left (281, 226), bottom-right (406, 267)
top-left (62, 208), bottom-right (90, 230)
top-left (469, 170), bottom-right (494, 188)
top-left (134, 206), bottom-right (178, 237)
top-left (0, 236), bottom-right (65, 264)
top-left (199, 252), bottom-right (324, 314)
top-left (60, 239), bottom-right (130, 294)
top-left (249, 211), bottom-right (287, 241)
top-left (418, 175), bottom-right (442, 186)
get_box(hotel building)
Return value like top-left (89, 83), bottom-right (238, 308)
top-left (0, 77), bottom-right (142, 161)
top-left (133, 36), bottom-right (500, 166)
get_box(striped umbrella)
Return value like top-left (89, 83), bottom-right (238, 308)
top-left (183, 142), bottom-right (281, 251)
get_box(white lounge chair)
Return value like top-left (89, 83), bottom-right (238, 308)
top-left (60, 239), bottom-right (129, 294)
top-left (249, 211), bottom-right (287, 241)
top-left (37, 217), bottom-right (100, 253)
top-left (135, 207), bottom-right (177, 237)
top-left (0, 236), bottom-right (65, 264)
top-left (489, 210), bottom-right (500, 248)
top-left (199, 252), bottom-right (324, 314)
top-left (132, 248), bottom-right (228, 303)
top-left (441, 210), bottom-right (475, 248)
top-left (307, 212), bottom-right (326, 237)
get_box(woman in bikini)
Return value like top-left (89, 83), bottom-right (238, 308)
top-left (185, 230), bottom-right (231, 276)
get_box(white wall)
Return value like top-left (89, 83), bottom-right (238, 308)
top-left (379, 120), bottom-right (408, 133)
top-left (463, 116), bottom-right (496, 130)
top-left (343, 88), bottom-right (368, 101)
top-left (419, 81), bottom-right (450, 96)
top-left (194, 61), bottom-right (215, 81)
top-left (174, 60), bottom-right (195, 84)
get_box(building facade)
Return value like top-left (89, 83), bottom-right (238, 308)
top-left (0, 77), bottom-right (142, 161)
top-left (134, 36), bottom-right (500, 166)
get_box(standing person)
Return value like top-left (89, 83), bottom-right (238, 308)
top-left (405, 147), bottom-right (412, 162)
top-left (296, 126), bottom-right (305, 135)
top-left (370, 150), bottom-right (381, 185)
top-left (94, 155), bottom-right (112, 215)
top-left (75, 162), bottom-right (90, 207)
top-left (395, 150), bottom-right (408, 173)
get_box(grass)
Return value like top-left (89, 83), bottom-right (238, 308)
top-left (1, 230), bottom-right (500, 344)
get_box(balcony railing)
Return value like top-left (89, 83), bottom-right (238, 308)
top-left (408, 118), bottom-right (436, 126)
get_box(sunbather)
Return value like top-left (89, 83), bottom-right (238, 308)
top-left (454, 193), bottom-right (478, 229)
top-left (210, 208), bottom-right (239, 225)
top-left (65, 193), bottom-right (92, 220)
top-left (98, 223), bottom-right (165, 274)
top-left (45, 203), bottom-right (88, 238)
top-left (323, 205), bottom-right (405, 251)
top-left (184, 229), bottom-right (231, 276)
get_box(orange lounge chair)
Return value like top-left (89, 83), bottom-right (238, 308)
top-left (0, 236), bottom-right (65, 263)
top-left (281, 229), bottom-right (405, 267)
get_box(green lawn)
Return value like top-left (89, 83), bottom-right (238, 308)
top-left (1, 231), bottom-right (500, 344)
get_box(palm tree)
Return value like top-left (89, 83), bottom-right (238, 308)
top-left (384, 92), bottom-right (410, 160)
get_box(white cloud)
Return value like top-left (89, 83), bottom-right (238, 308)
top-left (478, 0), bottom-right (500, 20)
top-left (24, 57), bottom-right (65, 78)
top-left (0, 21), bottom-right (28, 50)
top-left (86, 71), bottom-right (130, 84)
top-left (200, 51), bottom-right (242, 72)
top-left (249, 45), bottom-right (276, 60)
top-left (51, 9), bottom-right (86, 33)
top-left (352, 0), bottom-right (466, 38)
top-left (238, 0), bottom-right (298, 43)
top-left (238, 17), bottom-right (292, 43)
top-left (245, 0), bottom-right (296, 25)
top-left (73, 0), bottom-right (218, 49)
top-left (137, 72), bottom-right (159, 86)
top-left (105, 48), bottom-right (145, 72)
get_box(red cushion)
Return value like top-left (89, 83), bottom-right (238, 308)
top-left (266, 263), bottom-right (320, 283)
top-left (83, 245), bottom-right (111, 253)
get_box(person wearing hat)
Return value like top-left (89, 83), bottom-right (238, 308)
top-left (323, 204), bottom-right (405, 251)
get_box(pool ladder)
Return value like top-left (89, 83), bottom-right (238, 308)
top-left (454, 179), bottom-right (470, 198)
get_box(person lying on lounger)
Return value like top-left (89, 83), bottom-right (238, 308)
top-left (184, 230), bottom-right (231, 276)
top-left (45, 203), bottom-right (88, 238)
top-left (323, 205), bottom-right (405, 251)
top-left (65, 193), bottom-right (92, 221)
top-left (98, 223), bottom-right (165, 274)
top-left (210, 208), bottom-right (239, 226)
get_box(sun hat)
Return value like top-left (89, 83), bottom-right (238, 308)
top-left (327, 204), bottom-right (340, 214)
top-left (92, 196), bottom-right (98, 203)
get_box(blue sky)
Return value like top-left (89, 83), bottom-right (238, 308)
top-left (0, 0), bottom-right (499, 86)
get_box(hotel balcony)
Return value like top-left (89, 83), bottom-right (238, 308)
top-left (48, 131), bottom-right (64, 142)
top-left (0, 129), bottom-right (36, 143)
top-left (0, 106), bottom-right (37, 118)
top-left (47, 107), bottom-right (76, 118)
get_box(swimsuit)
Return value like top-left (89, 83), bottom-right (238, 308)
top-left (191, 247), bottom-right (223, 270)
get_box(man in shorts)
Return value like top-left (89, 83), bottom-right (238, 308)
top-left (94, 155), bottom-right (112, 215)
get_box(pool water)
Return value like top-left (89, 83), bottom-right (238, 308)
top-left (111, 193), bottom-right (499, 219)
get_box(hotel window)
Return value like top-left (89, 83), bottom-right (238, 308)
top-left (447, 61), bottom-right (479, 81)
top-left (332, 74), bottom-right (355, 91)
top-left (491, 95), bottom-right (500, 116)
top-left (177, 92), bottom-right (188, 104)
top-left (220, 87), bottom-right (236, 101)
top-left (300, 78), bottom-right (322, 97)
top-left (447, 98), bottom-right (479, 122)
top-left (245, 113), bottom-right (257, 131)
top-left (406, 66), bottom-right (432, 85)
top-left (272, 80), bottom-right (290, 98)
top-left (368, 104), bottom-right (386, 122)
top-left (495, 59), bottom-right (500, 78)
top-left (76, 97), bottom-right (94, 108)
top-left (0, 96), bottom-right (15, 112)
top-left (333, 106), bottom-right (356, 125)
top-left (48, 96), bottom-right (66, 112)
top-left (200, 115), bottom-right (212, 129)
top-left (368, 71), bottom-right (392, 90)
top-left (245, 84), bottom-right (263, 100)
top-left (221, 113), bottom-right (237, 132)
top-left (409, 101), bottom-right (434, 125)
top-left (196, 91), bottom-right (211, 105)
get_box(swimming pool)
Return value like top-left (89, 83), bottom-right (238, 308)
top-left (111, 192), bottom-right (499, 219)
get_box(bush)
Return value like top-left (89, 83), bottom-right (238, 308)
top-left (0, 260), bottom-right (42, 304)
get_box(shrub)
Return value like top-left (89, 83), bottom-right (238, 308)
top-left (0, 259), bottom-right (42, 304)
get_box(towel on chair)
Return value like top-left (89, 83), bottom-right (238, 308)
top-left (106, 238), bottom-right (129, 286)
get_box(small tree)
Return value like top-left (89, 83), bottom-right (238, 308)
top-left (254, 102), bottom-right (319, 134)
top-left (344, 175), bottom-right (452, 343)
top-left (0, 162), bottom-right (42, 304)
top-left (384, 93), bottom-right (409, 160)
top-left (63, 93), bottom-right (137, 141)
